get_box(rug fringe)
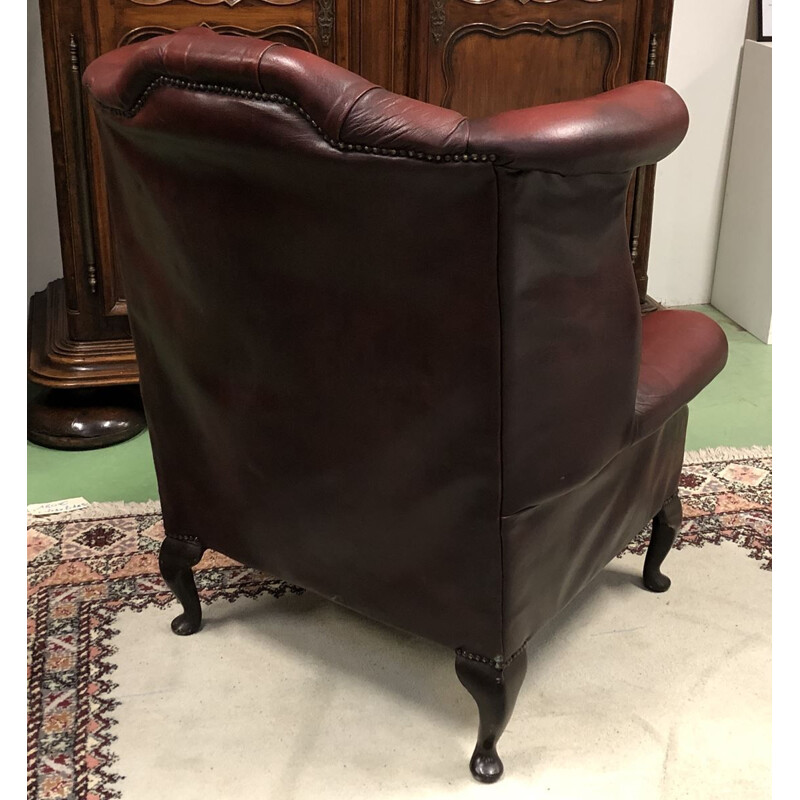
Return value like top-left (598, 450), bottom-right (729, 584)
top-left (684, 445), bottom-right (771, 465)
top-left (27, 499), bottom-right (162, 524)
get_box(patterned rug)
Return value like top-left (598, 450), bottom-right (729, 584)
top-left (26, 446), bottom-right (771, 800)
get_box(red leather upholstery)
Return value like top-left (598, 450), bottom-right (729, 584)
top-left (470, 79), bottom-right (690, 173)
top-left (635, 310), bottom-right (728, 441)
top-left (83, 25), bottom-right (726, 682)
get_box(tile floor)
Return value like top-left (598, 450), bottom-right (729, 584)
top-left (26, 305), bottom-right (771, 505)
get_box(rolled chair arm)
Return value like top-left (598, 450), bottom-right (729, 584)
top-left (468, 81), bottom-right (689, 174)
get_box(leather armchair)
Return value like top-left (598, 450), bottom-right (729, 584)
top-left (83, 27), bottom-right (728, 783)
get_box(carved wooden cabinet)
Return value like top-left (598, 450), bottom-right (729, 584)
top-left (32, 0), bottom-right (674, 438)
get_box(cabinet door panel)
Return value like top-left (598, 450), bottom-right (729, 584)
top-left (444, 20), bottom-right (621, 117)
top-left (416, 0), bottom-right (648, 115)
top-left (78, 0), bottom-right (340, 330)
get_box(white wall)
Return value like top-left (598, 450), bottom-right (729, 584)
top-left (647, 0), bottom-right (752, 306)
top-left (28, 0), bottom-right (63, 299)
top-left (711, 40), bottom-right (772, 342)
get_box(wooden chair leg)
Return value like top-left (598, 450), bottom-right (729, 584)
top-left (643, 492), bottom-right (682, 593)
top-left (455, 649), bottom-right (528, 783)
top-left (158, 536), bottom-right (205, 635)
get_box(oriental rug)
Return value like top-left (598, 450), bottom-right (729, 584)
top-left (27, 446), bottom-right (771, 800)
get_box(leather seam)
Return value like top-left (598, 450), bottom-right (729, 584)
top-left (492, 162), bottom-right (506, 661)
top-left (460, 497), bottom-right (684, 668)
top-left (492, 162), bottom-right (633, 179)
top-left (501, 434), bottom-right (687, 522)
top-left (450, 116), bottom-right (469, 151)
top-left (338, 84), bottom-right (380, 141)
top-left (255, 41), bottom-right (285, 93)
top-left (88, 76), bottom-right (499, 163)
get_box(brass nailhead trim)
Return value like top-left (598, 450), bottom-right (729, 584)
top-left (456, 641), bottom-right (528, 671)
top-left (97, 75), bottom-right (498, 164)
top-left (165, 533), bottom-right (203, 544)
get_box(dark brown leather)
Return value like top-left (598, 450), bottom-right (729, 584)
top-left (83, 27), bottom-right (727, 662)
top-left (503, 406), bottom-right (688, 655)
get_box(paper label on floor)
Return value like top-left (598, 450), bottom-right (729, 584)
top-left (27, 497), bottom-right (90, 516)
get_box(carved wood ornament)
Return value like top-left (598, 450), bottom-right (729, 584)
top-left (436, 1), bottom-right (611, 42)
top-left (431, 1), bottom-right (447, 44)
top-left (441, 19), bottom-right (621, 108)
top-left (317, 0), bottom-right (334, 46)
top-left (119, 22), bottom-right (319, 52)
top-left (128, 0), bottom-right (304, 6)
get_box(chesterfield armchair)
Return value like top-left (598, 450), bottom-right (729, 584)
top-left (84, 28), bottom-right (727, 783)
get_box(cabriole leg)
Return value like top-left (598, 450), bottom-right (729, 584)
top-left (455, 649), bottom-right (528, 783)
top-left (158, 536), bottom-right (205, 635)
top-left (643, 492), bottom-right (682, 593)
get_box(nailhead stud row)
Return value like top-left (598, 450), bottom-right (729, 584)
top-left (165, 533), bottom-right (203, 544)
top-left (456, 642), bottom-right (528, 671)
top-left (98, 75), bottom-right (497, 164)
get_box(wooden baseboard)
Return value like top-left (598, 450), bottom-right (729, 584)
top-left (28, 280), bottom-right (139, 388)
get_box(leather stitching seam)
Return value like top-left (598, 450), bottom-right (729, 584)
top-left (255, 41), bottom-right (285, 93)
top-left (338, 84), bottom-right (380, 141)
top-left (492, 162), bottom-right (506, 661)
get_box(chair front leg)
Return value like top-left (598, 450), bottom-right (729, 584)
top-left (455, 648), bottom-right (528, 783)
top-left (159, 535), bottom-right (205, 635)
top-left (643, 492), bottom-right (682, 593)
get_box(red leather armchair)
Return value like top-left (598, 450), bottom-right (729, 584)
top-left (83, 28), bottom-right (727, 783)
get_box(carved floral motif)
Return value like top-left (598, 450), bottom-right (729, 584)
top-left (457, 1), bottom-right (607, 5)
top-left (128, 0), bottom-right (304, 7)
top-left (431, 0), bottom-right (447, 43)
top-left (118, 22), bottom-right (318, 53)
top-left (317, 0), bottom-right (334, 46)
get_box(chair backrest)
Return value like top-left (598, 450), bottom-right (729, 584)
top-left (84, 28), bottom-right (688, 652)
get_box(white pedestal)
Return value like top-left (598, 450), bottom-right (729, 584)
top-left (711, 40), bottom-right (772, 343)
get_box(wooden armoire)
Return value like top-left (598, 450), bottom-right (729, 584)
top-left (32, 0), bottom-right (674, 447)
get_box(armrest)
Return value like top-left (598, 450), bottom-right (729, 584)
top-left (634, 310), bottom-right (728, 442)
top-left (468, 81), bottom-right (689, 174)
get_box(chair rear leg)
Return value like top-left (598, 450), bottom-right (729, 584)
top-left (643, 492), bottom-right (682, 593)
top-left (455, 648), bottom-right (528, 783)
top-left (159, 536), bottom-right (205, 635)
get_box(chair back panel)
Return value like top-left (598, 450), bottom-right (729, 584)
top-left (93, 74), bottom-right (505, 654)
